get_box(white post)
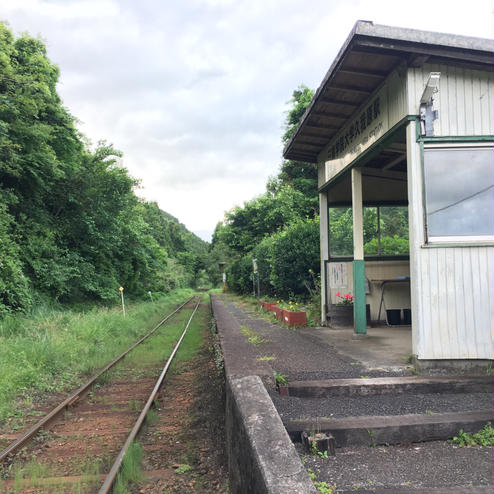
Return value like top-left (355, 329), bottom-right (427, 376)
top-left (351, 168), bottom-right (366, 335)
top-left (351, 168), bottom-right (364, 261)
top-left (319, 191), bottom-right (329, 324)
top-left (119, 286), bottom-right (126, 317)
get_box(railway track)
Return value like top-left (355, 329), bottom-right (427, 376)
top-left (0, 296), bottom-right (202, 493)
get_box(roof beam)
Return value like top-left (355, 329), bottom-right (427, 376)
top-left (318, 96), bottom-right (359, 108)
top-left (382, 154), bottom-right (406, 170)
top-left (338, 68), bottom-right (388, 78)
top-left (311, 110), bottom-right (349, 121)
top-left (304, 122), bottom-right (340, 131)
top-left (329, 84), bottom-right (372, 96)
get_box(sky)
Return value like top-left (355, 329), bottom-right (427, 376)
top-left (0, 1), bottom-right (493, 242)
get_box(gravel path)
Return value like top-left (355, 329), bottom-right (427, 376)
top-left (223, 298), bottom-right (410, 381)
top-left (271, 391), bottom-right (494, 420)
top-left (298, 441), bottom-right (494, 492)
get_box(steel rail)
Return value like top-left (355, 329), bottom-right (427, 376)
top-left (0, 296), bottom-right (195, 463)
top-left (98, 298), bottom-right (201, 494)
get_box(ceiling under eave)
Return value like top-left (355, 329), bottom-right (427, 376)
top-left (283, 21), bottom-right (494, 163)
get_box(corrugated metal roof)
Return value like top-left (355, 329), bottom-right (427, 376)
top-left (283, 21), bottom-right (494, 163)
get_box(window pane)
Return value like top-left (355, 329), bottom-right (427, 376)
top-left (379, 207), bottom-right (409, 254)
top-left (329, 207), bottom-right (352, 256)
top-left (424, 147), bottom-right (494, 238)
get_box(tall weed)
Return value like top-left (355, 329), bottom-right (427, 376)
top-left (0, 289), bottom-right (194, 423)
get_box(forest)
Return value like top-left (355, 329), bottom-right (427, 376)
top-left (0, 22), bottom-right (409, 317)
top-left (0, 23), bottom-right (212, 316)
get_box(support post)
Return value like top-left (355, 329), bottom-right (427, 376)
top-left (319, 191), bottom-right (329, 324)
top-left (351, 168), bottom-right (366, 335)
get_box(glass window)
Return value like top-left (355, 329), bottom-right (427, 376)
top-left (329, 207), bottom-right (352, 257)
top-left (423, 145), bottom-right (494, 242)
top-left (329, 205), bottom-right (409, 257)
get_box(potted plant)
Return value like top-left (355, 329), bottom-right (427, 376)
top-left (276, 300), bottom-right (307, 327)
top-left (328, 292), bottom-right (354, 328)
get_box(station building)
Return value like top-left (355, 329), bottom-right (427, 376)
top-left (283, 21), bottom-right (494, 365)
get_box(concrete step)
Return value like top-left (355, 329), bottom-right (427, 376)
top-left (279, 375), bottom-right (494, 398)
top-left (285, 410), bottom-right (493, 447)
top-left (337, 487), bottom-right (492, 494)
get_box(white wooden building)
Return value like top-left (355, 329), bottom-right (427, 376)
top-left (283, 22), bottom-right (494, 365)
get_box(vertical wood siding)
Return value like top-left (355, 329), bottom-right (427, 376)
top-left (406, 65), bottom-right (494, 359)
top-left (407, 63), bottom-right (494, 136)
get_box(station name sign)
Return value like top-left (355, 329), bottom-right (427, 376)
top-left (321, 84), bottom-right (390, 181)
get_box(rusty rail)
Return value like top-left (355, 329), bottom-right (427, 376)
top-left (98, 298), bottom-right (201, 494)
top-left (0, 296), bottom-right (194, 463)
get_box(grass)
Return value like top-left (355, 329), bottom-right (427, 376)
top-left (113, 442), bottom-right (143, 494)
top-left (451, 422), bottom-right (494, 447)
top-left (239, 325), bottom-right (270, 345)
top-left (256, 355), bottom-right (277, 361)
top-left (0, 288), bottom-right (195, 424)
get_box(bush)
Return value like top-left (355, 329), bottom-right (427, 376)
top-left (270, 218), bottom-right (320, 298)
top-left (226, 254), bottom-right (254, 295)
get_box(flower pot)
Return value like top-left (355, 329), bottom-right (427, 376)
top-left (282, 309), bottom-right (307, 327)
top-left (328, 304), bottom-right (353, 328)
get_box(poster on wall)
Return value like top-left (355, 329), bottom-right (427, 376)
top-left (329, 262), bottom-right (347, 288)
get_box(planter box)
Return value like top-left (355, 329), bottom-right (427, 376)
top-left (271, 305), bottom-right (283, 320)
top-left (258, 300), bottom-right (266, 309)
top-left (328, 304), bottom-right (354, 328)
top-left (282, 309), bottom-right (307, 327)
top-left (264, 302), bottom-right (278, 311)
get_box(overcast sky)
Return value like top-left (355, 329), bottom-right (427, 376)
top-left (1, 0), bottom-right (493, 241)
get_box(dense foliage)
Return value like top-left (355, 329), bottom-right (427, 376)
top-left (211, 85), bottom-right (320, 298)
top-left (0, 23), bottom-right (208, 315)
top-left (213, 83), bottom-right (409, 298)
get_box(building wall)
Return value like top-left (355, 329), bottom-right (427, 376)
top-left (406, 64), bottom-right (494, 360)
top-left (407, 63), bottom-right (494, 135)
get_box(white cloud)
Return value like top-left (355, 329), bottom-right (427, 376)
top-left (0, 0), bottom-right (493, 241)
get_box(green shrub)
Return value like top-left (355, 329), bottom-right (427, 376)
top-left (270, 218), bottom-right (320, 298)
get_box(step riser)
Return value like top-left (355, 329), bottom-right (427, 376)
top-left (282, 381), bottom-right (493, 398)
top-left (285, 412), bottom-right (493, 447)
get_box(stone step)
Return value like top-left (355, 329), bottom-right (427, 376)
top-left (285, 410), bottom-right (493, 447)
top-left (279, 375), bottom-right (494, 398)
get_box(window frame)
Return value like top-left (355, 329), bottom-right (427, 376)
top-left (422, 141), bottom-right (494, 245)
top-left (328, 203), bottom-right (410, 260)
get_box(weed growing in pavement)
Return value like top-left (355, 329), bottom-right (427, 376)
top-left (451, 422), bottom-right (494, 447)
top-left (0, 289), bottom-right (195, 423)
top-left (257, 355), bottom-right (277, 361)
top-left (306, 468), bottom-right (336, 493)
top-left (349, 362), bottom-right (360, 366)
top-left (273, 371), bottom-right (289, 387)
top-left (240, 325), bottom-right (270, 345)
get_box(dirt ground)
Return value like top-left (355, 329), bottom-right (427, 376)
top-left (0, 303), bottom-right (229, 494)
top-left (132, 328), bottom-right (229, 494)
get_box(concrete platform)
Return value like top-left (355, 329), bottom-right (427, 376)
top-left (305, 325), bottom-right (413, 372)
